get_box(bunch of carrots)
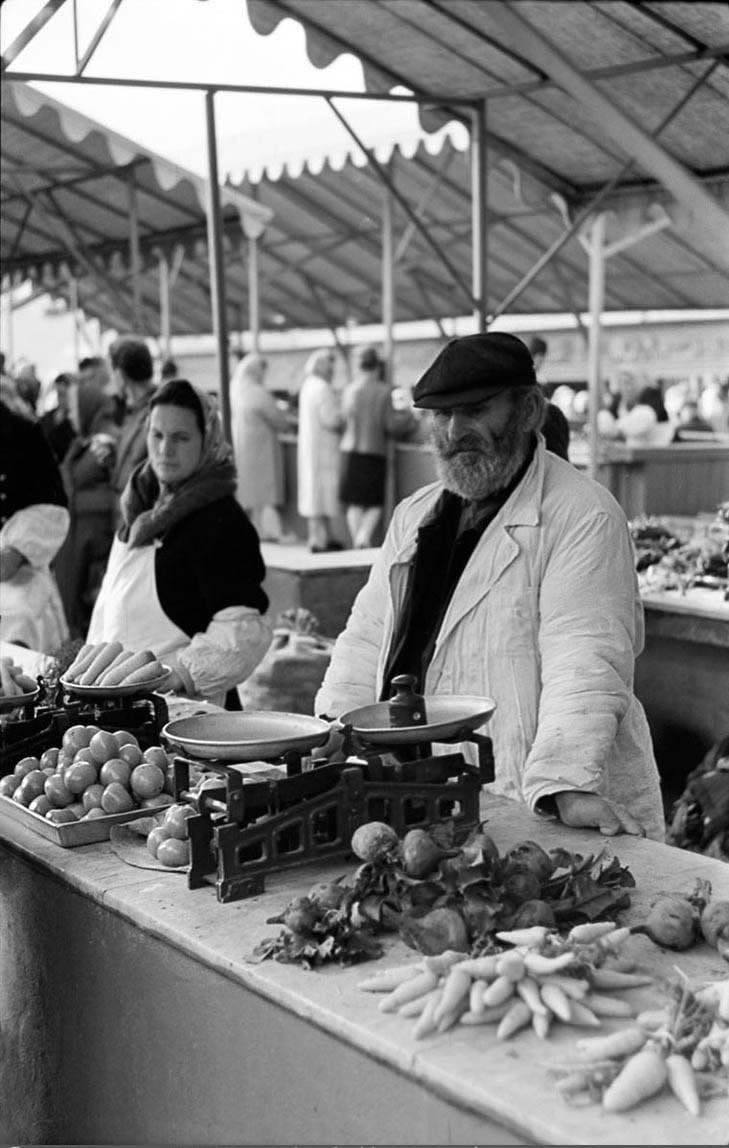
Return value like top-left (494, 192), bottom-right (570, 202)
top-left (554, 971), bottom-right (729, 1115)
top-left (358, 921), bottom-right (651, 1042)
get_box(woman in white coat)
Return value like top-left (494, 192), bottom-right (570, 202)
top-left (230, 353), bottom-right (289, 541)
top-left (296, 349), bottom-right (344, 552)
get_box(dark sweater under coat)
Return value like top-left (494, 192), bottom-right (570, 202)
top-left (150, 495), bottom-right (269, 642)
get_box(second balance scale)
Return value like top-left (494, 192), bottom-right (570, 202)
top-left (162, 677), bottom-right (497, 902)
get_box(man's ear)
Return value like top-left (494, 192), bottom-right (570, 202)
top-left (523, 389), bottom-right (545, 434)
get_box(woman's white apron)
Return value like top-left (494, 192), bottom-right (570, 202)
top-left (88, 536), bottom-right (188, 662)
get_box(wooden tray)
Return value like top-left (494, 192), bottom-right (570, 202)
top-left (0, 794), bottom-right (155, 847)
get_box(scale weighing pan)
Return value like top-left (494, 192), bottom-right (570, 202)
top-left (161, 711), bottom-right (331, 762)
top-left (339, 694), bottom-right (496, 745)
top-left (61, 666), bottom-right (172, 699)
top-left (0, 686), bottom-right (40, 713)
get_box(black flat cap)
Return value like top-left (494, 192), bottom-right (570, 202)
top-left (413, 332), bottom-right (537, 409)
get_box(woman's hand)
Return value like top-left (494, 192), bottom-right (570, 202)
top-left (163, 667), bottom-right (189, 695)
top-left (554, 790), bottom-right (645, 836)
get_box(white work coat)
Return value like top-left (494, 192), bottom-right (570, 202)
top-left (316, 440), bottom-right (665, 840)
top-left (297, 373), bottom-right (342, 518)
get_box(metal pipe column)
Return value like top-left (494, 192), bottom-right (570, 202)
top-left (586, 212), bottom-right (607, 482)
top-left (204, 89), bottom-right (231, 440)
top-left (470, 100), bottom-right (487, 332)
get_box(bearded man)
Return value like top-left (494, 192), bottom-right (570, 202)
top-left (316, 333), bottom-right (665, 841)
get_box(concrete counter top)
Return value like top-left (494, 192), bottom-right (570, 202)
top-left (2, 792), bottom-right (728, 1145)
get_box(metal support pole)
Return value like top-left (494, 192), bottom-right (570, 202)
top-left (71, 277), bottom-right (80, 366)
top-left (204, 89), bottom-right (231, 440)
top-left (470, 100), bottom-right (488, 332)
top-left (586, 212), bottom-right (607, 483)
top-left (382, 179), bottom-right (396, 527)
top-left (127, 171), bottom-right (142, 331)
top-left (159, 253), bottom-right (171, 359)
top-left (248, 235), bottom-right (260, 354)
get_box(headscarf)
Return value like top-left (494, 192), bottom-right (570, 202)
top-left (118, 384), bottom-right (237, 548)
top-left (304, 349), bottom-right (334, 380)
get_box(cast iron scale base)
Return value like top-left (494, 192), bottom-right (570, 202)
top-left (172, 723), bottom-right (495, 904)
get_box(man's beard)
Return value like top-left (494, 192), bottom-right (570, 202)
top-left (431, 417), bottom-right (530, 501)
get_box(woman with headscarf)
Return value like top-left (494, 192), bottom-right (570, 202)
top-left (87, 379), bottom-right (272, 709)
top-left (230, 352), bottom-right (289, 541)
top-left (296, 349), bottom-right (344, 552)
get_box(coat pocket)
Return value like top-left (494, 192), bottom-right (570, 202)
top-left (487, 587), bottom-right (539, 655)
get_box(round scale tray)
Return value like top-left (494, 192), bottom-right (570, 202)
top-left (60, 666), bottom-right (172, 699)
top-left (161, 711), bottom-right (331, 762)
top-left (339, 694), bottom-right (496, 745)
top-left (0, 687), bottom-right (40, 713)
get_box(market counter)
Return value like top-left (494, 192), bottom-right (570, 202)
top-left (2, 794), bottom-right (728, 1146)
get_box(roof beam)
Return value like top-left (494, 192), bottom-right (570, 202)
top-left (484, 43), bottom-right (729, 100)
top-left (0, 0), bottom-right (66, 72)
top-left (486, 2), bottom-right (729, 267)
top-left (76, 0), bottom-right (124, 75)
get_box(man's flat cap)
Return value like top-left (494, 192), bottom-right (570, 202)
top-left (413, 332), bottom-right (537, 409)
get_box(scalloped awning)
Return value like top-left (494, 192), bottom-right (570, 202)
top-left (1, 80), bottom-right (272, 301)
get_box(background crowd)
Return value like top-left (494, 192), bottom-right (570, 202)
top-left (0, 334), bottom-right (727, 661)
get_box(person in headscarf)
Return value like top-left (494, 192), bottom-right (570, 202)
top-left (230, 352), bottom-right (289, 541)
top-left (87, 379), bottom-right (272, 709)
top-left (296, 349), bottom-right (344, 552)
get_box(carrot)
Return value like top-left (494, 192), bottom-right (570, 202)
top-left (665, 1054), bottom-right (700, 1117)
top-left (469, 979), bottom-right (485, 1016)
top-left (399, 988), bottom-right (438, 1018)
top-left (378, 968), bottom-right (437, 1013)
top-left (104, 649), bottom-right (155, 687)
top-left (96, 648), bottom-right (136, 684)
top-left (422, 950), bottom-right (470, 976)
top-left (566, 1000), bottom-right (601, 1027)
top-left (116, 659), bottom-right (164, 687)
top-left (496, 999), bottom-right (532, 1041)
top-left (532, 1010), bottom-right (552, 1039)
top-left (602, 1045), bottom-right (667, 1113)
top-left (454, 955), bottom-right (499, 978)
top-left (433, 967), bottom-right (472, 1025)
top-left (516, 976), bottom-right (547, 1016)
top-left (65, 642), bottom-right (98, 680)
top-left (459, 1000), bottom-right (513, 1025)
top-left (576, 1026), bottom-right (647, 1062)
top-left (568, 922), bottom-right (618, 943)
top-left (597, 926), bottom-right (632, 951)
top-left (412, 987), bottom-right (443, 1040)
top-left (636, 1009), bottom-right (669, 1031)
top-left (80, 641), bottom-right (123, 685)
top-left (495, 926), bottom-right (549, 948)
top-left (358, 965), bottom-right (422, 992)
top-left (523, 951), bottom-right (576, 976)
top-left (583, 992), bottom-right (634, 1019)
top-left (481, 975), bottom-right (515, 1008)
top-left (540, 974), bottom-right (589, 1000)
top-left (495, 951), bottom-right (525, 981)
top-left (589, 967), bottom-right (653, 991)
top-left (540, 982), bottom-right (572, 1023)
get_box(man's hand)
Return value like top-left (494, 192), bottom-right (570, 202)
top-left (554, 790), bottom-right (645, 837)
top-left (0, 545), bottom-right (26, 582)
top-left (311, 721), bottom-right (346, 763)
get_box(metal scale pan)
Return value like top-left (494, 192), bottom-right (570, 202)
top-left (339, 694), bottom-right (496, 745)
top-left (161, 711), bottom-right (331, 762)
